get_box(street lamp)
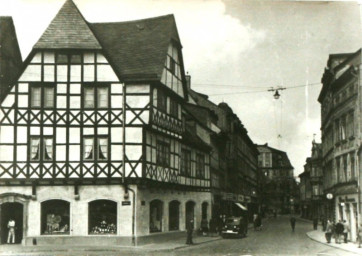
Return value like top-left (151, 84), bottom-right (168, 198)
top-left (268, 87), bottom-right (286, 100)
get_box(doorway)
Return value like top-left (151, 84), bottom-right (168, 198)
top-left (0, 202), bottom-right (23, 244)
top-left (185, 201), bottom-right (195, 229)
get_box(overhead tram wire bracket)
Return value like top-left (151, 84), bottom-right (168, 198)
top-left (268, 86), bottom-right (286, 100)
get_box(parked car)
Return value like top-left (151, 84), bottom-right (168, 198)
top-left (221, 216), bottom-right (248, 238)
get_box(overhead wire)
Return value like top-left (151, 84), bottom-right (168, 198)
top-left (200, 82), bottom-right (321, 96)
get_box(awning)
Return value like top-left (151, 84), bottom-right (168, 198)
top-left (235, 202), bottom-right (247, 211)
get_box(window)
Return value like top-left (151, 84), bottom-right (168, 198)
top-left (351, 153), bottom-right (355, 179)
top-left (181, 149), bottom-right (191, 176)
top-left (169, 57), bottom-right (176, 75)
top-left (83, 136), bottom-right (108, 161)
top-left (196, 154), bottom-right (205, 178)
top-left (150, 200), bottom-right (163, 233)
top-left (89, 200), bottom-right (117, 234)
top-left (41, 200), bottom-right (70, 235)
top-left (157, 89), bottom-right (167, 112)
top-left (156, 141), bottom-right (170, 167)
top-left (30, 136), bottom-right (53, 161)
top-left (56, 53), bottom-right (68, 64)
top-left (170, 99), bottom-right (178, 117)
top-left (31, 87), bottom-right (41, 107)
top-left (83, 84), bottom-right (109, 109)
top-left (30, 84), bottom-right (55, 108)
top-left (264, 153), bottom-right (271, 167)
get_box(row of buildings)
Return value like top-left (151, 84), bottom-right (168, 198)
top-left (300, 48), bottom-right (362, 242)
top-left (0, 0), bottom-right (297, 245)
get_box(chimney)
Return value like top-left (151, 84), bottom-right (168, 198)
top-left (185, 74), bottom-right (191, 91)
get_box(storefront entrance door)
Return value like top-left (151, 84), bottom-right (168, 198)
top-left (0, 202), bottom-right (23, 244)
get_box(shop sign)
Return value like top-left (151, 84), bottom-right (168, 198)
top-left (122, 201), bottom-right (131, 206)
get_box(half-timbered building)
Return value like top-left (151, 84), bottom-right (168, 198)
top-left (0, 0), bottom-right (211, 245)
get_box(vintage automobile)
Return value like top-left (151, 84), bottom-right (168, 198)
top-left (221, 216), bottom-right (248, 238)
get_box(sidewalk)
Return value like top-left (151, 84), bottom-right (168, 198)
top-left (297, 217), bottom-right (362, 255)
top-left (0, 232), bottom-right (222, 255)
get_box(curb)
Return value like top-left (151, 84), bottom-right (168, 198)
top-left (306, 231), bottom-right (361, 255)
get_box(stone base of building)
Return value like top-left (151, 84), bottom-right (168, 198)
top-left (23, 231), bottom-right (187, 246)
top-left (24, 235), bottom-right (134, 246)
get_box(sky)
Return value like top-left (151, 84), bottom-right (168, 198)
top-left (0, 0), bottom-right (361, 178)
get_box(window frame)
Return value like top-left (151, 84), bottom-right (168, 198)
top-left (196, 153), bottom-right (205, 178)
top-left (82, 83), bottom-right (110, 110)
top-left (30, 83), bottom-right (55, 109)
top-left (156, 140), bottom-right (170, 167)
top-left (29, 136), bottom-right (54, 162)
top-left (83, 136), bottom-right (109, 161)
top-left (180, 149), bottom-right (191, 176)
top-left (170, 99), bottom-right (178, 118)
top-left (157, 89), bottom-right (167, 112)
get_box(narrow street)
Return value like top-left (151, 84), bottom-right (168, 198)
top-left (1, 216), bottom-right (359, 256)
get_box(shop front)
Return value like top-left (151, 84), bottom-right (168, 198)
top-left (335, 194), bottom-right (358, 242)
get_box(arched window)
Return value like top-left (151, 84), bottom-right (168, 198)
top-left (41, 200), bottom-right (70, 235)
top-left (185, 201), bottom-right (195, 229)
top-left (169, 201), bottom-right (180, 231)
top-left (202, 202), bottom-right (208, 220)
top-left (89, 200), bottom-right (117, 234)
top-left (150, 200), bottom-right (163, 233)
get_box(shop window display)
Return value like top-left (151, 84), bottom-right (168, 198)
top-left (89, 200), bottom-right (117, 234)
top-left (41, 200), bottom-right (70, 235)
top-left (150, 200), bottom-right (163, 233)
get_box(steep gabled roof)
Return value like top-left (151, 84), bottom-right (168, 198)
top-left (89, 15), bottom-right (180, 81)
top-left (0, 16), bottom-right (22, 100)
top-left (34, 0), bottom-right (101, 49)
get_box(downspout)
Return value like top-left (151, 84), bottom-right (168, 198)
top-left (122, 82), bottom-right (136, 246)
top-left (127, 186), bottom-right (137, 246)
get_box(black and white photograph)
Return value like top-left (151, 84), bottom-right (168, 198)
top-left (0, 0), bottom-right (362, 255)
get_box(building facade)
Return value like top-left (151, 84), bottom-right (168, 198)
top-left (0, 0), bottom-right (212, 245)
top-left (257, 144), bottom-right (298, 215)
top-left (299, 141), bottom-right (323, 220)
top-left (319, 49), bottom-right (362, 242)
top-left (187, 87), bottom-right (259, 222)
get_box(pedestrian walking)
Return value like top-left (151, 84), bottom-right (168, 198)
top-left (357, 223), bottom-right (362, 248)
top-left (253, 214), bottom-right (258, 231)
top-left (322, 216), bottom-right (327, 232)
top-left (342, 220), bottom-right (349, 243)
top-left (7, 218), bottom-right (15, 244)
top-left (186, 219), bottom-right (194, 245)
top-left (217, 215), bottom-right (223, 235)
top-left (335, 220), bottom-right (344, 244)
top-left (324, 219), bottom-right (333, 243)
top-left (290, 216), bottom-right (296, 232)
top-left (313, 217), bottom-right (318, 230)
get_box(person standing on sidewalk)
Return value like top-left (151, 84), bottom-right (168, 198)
top-left (7, 218), bottom-right (16, 244)
top-left (290, 216), bottom-right (296, 232)
top-left (335, 220), bottom-right (344, 244)
top-left (357, 223), bottom-right (362, 248)
top-left (325, 220), bottom-right (333, 243)
top-left (186, 219), bottom-right (194, 245)
top-left (342, 220), bottom-right (349, 243)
